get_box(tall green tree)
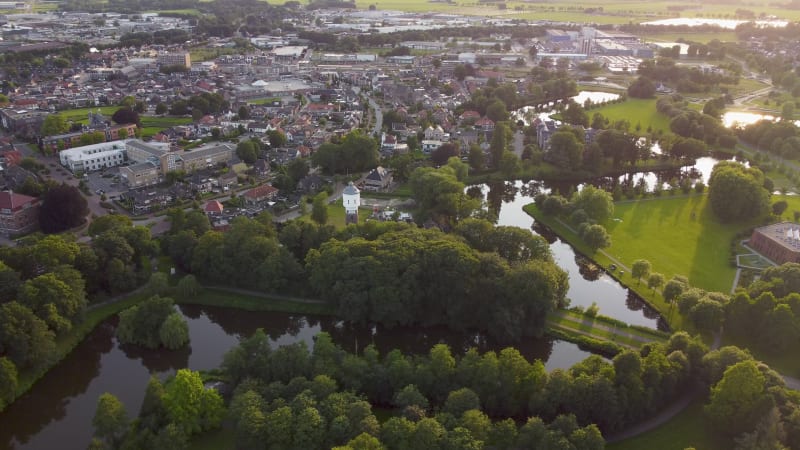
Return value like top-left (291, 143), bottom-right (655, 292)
top-left (311, 192), bottom-right (329, 225)
top-left (708, 162), bottom-right (770, 223)
top-left (163, 369), bottom-right (224, 435)
top-left (705, 360), bottom-right (772, 435)
top-left (39, 184), bottom-right (89, 234)
top-left (92, 393), bottom-right (129, 447)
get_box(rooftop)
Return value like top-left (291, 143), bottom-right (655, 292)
top-left (754, 222), bottom-right (800, 253)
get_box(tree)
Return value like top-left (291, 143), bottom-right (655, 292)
top-left (631, 259), bottom-right (652, 284)
top-left (486, 100), bottom-right (509, 123)
top-left (159, 312), bottom-right (190, 350)
top-left (393, 384), bottom-right (430, 410)
top-left (571, 186), bottom-right (614, 223)
top-left (117, 296), bottom-right (181, 349)
top-left (548, 129), bottom-right (584, 170)
top-left (93, 393), bottom-right (129, 447)
top-left (155, 103), bottom-right (168, 115)
top-left (176, 274), bottom-right (201, 299)
top-left (431, 143), bottom-right (460, 167)
top-left (40, 114), bottom-right (68, 136)
top-left (39, 184), bottom-right (89, 233)
top-left (342, 433), bottom-right (385, 450)
top-left (163, 369), bottom-right (224, 436)
top-left (468, 145), bottom-right (484, 170)
top-left (287, 158), bottom-right (310, 183)
top-left (708, 162), bottom-right (770, 222)
top-left (238, 105), bottom-right (250, 120)
top-left (236, 141), bottom-right (258, 164)
top-left (628, 76), bottom-right (656, 99)
top-left (443, 388), bottom-right (480, 417)
top-left (705, 360), bottom-right (772, 435)
top-left (0, 301), bottom-right (56, 368)
top-left (773, 200), bottom-right (789, 216)
top-left (112, 107), bottom-right (140, 125)
top-left (562, 101), bottom-right (589, 127)
top-left (490, 122), bottom-right (509, 169)
top-left (0, 357), bottom-right (17, 410)
top-left (647, 273), bottom-right (665, 292)
top-left (267, 129), bottom-right (287, 148)
top-left (581, 224), bottom-right (611, 251)
top-left (311, 192), bottom-right (329, 225)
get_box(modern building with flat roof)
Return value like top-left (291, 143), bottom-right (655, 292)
top-left (59, 140), bottom-right (126, 173)
top-left (750, 222), bottom-right (800, 265)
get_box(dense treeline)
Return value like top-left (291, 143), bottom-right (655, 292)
top-left (738, 120), bottom-right (800, 160)
top-left (306, 226), bottom-right (567, 342)
top-left (0, 218), bottom-right (157, 411)
top-left (726, 263), bottom-right (800, 352)
top-left (656, 95), bottom-right (735, 149)
top-left (217, 329), bottom-right (708, 443)
top-left (637, 58), bottom-right (737, 93)
top-left (311, 130), bottom-right (380, 175)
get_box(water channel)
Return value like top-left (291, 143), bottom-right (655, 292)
top-left (0, 91), bottom-right (769, 449)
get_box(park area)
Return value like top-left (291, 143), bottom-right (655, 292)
top-left (590, 99), bottom-right (672, 135)
top-left (52, 106), bottom-right (192, 138)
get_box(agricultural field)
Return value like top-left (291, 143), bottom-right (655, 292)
top-left (640, 32), bottom-right (740, 44)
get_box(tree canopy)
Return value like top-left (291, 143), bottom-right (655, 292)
top-left (707, 161), bottom-right (770, 222)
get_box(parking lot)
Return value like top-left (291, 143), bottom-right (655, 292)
top-left (84, 167), bottom-right (125, 198)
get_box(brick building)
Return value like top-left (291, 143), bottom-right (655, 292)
top-left (0, 190), bottom-right (40, 236)
top-left (749, 222), bottom-right (800, 265)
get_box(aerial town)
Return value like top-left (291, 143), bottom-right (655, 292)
top-left (2, 0), bottom-right (800, 449)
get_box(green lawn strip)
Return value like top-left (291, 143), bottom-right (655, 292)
top-left (589, 98), bottom-right (672, 135)
top-left (190, 286), bottom-right (334, 316)
top-left (547, 316), bottom-right (648, 349)
top-left (524, 203), bottom-right (685, 331)
top-left (554, 310), bottom-right (669, 341)
top-left (606, 398), bottom-right (730, 450)
top-left (296, 203), bottom-right (372, 229)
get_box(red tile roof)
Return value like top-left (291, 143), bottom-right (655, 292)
top-left (243, 184), bottom-right (278, 199)
top-left (0, 191), bottom-right (38, 210)
top-left (204, 200), bottom-right (224, 214)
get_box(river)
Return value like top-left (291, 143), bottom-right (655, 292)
top-left (1, 91), bottom-right (763, 448)
top-left (0, 305), bottom-right (595, 450)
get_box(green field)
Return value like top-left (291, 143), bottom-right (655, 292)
top-left (641, 32), bottom-right (740, 44)
top-left (607, 399), bottom-right (729, 450)
top-left (606, 195), bottom-right (746, 293)
top-left (56, 106), bottom-right (119, 124)
top-left (591, 98), bottom-right (672, 135)
top-left (297, 202), bottom-right (374, 229)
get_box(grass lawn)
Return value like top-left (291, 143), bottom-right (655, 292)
top-left (297, 203), bottom-right (373, 229)
top-left (590, 98), bottom-right (672, 135)
top-left (188, 427), bottom-right (235, 450)
top-left (607, 399), bottom-right (730, 450)
top-left (56, 106), bottom-right (119, 124)
top-left (605, 194), bottom-right (748, 293)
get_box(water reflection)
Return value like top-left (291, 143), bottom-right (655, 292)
top-left (0, 305), bottom-right (595, 450)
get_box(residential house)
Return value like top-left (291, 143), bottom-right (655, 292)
top-left (0, 190), bottom-right (39, 236)
top-left (364, 166), bottom-right (392, 191)
top-left (243, 184), bottom-right (279, 206)
top-left (475, 117), bottom-right (495, 132)
top-left (297, 174), bottom-right (323, 193)
top-left (204, 200), bottom-right (224, 216)
top-left (424, 125), bottom-right (446, 141)
top-left (422, 140), bottom-right (443, 154)
top-left (253, 159), bottom-right (270, 177)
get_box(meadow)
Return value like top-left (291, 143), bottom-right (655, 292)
top-left (590, 98), bottom-right (672, 135)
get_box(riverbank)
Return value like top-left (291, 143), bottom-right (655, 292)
top-left (524, 202), bottom-right (685, 331)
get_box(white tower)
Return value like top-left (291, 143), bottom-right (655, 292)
top-left (342, 181), bottom-right (360, 225)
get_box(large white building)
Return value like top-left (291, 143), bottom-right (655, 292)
top-left (59, 140), bottom-right (127, 173)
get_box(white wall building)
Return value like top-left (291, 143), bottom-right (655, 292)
top-left (59, 140), bottom-right (127, 173)
top-left (342, 181), bottom-right (360, 225)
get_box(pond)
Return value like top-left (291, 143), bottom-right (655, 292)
top-left (513, 91), bottom-right (621, 126)
top-left (0, 304), bottom-right (596, 450)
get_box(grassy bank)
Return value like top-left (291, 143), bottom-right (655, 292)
top-left (607, 399), bottom-right (729, 450)
top-left (524, 203), bottom-right (686, 331)
top-left (187, 287), bottom-right (335, 316)
top-left (9, 292), bottom-right (144, 411)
